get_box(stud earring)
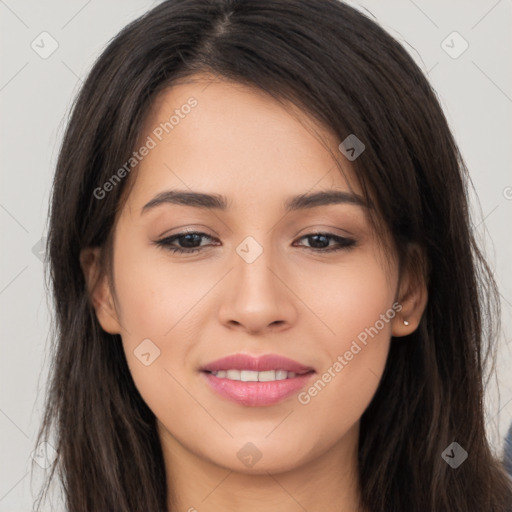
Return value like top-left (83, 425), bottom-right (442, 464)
top-left (404, 320), bottom-right (410, 326)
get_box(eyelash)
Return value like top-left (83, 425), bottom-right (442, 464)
top-left (155, 231), bottom-right (357, 254)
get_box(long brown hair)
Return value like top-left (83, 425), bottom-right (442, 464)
top-left (34, 0), bottom-right (512, 510)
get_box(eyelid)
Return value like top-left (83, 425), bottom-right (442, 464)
top-left (156, 225), bottom-right (218, 239)
top-left (294, 224), bottom-right (355, 238)
top-left (159, 223), bottom-right (354, 240)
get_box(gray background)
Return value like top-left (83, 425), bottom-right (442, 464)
top-left (1, 0), bottom-right (511, 509)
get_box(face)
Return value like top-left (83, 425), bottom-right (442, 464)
top-left (88, 74), bottom-right (415, 476)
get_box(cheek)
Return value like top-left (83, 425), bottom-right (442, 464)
top-left (300, 248), bottom-right (396, 344)
top-left (112, 239), bottom-right (194, 337)
top-left (295, 251), bottom-right (395, 420)
top-left (109, 241), bottom-right (185, 385)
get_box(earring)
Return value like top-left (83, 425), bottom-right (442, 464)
top-left (404, 320), bottom-right (410, 326)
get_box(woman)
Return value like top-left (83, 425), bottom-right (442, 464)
top-left (34, 0), bottom-right (512, 510)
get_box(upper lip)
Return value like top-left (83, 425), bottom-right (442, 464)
top-left (201, 354), bottom-right (315, 374)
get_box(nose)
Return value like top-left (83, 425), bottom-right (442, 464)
top-left (217, 241), bottom-right (298, 335)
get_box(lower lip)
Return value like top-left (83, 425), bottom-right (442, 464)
top-left (201, 371), bottom-right (315, 407)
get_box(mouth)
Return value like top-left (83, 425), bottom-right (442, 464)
top-left (200, 353), bottom-right (316, 407)
top-left (203, 369), bottom-right (312, 381)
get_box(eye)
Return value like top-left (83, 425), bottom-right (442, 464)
top-left (155, 232), bottom-right (218, 254)
top-left (154, 231), bottom-right (356, 254)
top-left (293, 232), bottom-right (357, 252)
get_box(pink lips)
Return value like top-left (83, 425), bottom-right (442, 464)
top-left (200, 353), bottom-right (316, 407)
top-left (201, 353), bottom-right (314, 374)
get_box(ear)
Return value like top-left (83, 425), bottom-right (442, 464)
top-left (391, 243), bottom-right (429, 337)
top-left (80, 247), bottom-right (122, 335)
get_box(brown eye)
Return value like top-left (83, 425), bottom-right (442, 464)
top-left (294, 232), bottom-right (357, 252)
top-left (155, 232), bottom-right (217, 254)
top-left (154, 231), bottom-right (357, 255)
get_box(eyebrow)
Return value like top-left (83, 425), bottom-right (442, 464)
top-left (141, 189), bottom-right (370, 214)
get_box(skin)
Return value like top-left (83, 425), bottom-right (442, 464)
top-left (81, 74), bottom-right (427, 512)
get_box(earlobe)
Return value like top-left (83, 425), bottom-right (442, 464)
top-left (392, 245), bottom-right (429, 337)
top-left (79, 247), bottom-right (122, 335)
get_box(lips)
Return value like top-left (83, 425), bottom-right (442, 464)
top-left (200, 353), bottom-right (316, 406)
top-left (200, 353), bottom-right (315, 374)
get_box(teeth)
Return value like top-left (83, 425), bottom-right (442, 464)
top-left (211, 369), bottom-right (299, 381)
top-left (239, 370), bottom-right (258, 381)
top-left (258, 370), bottom-right (276, 382)
top-left (275, 370), bottom-right (288, 380)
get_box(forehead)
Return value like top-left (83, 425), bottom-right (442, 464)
top-left (125, 74), bottom-right (365, 215)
